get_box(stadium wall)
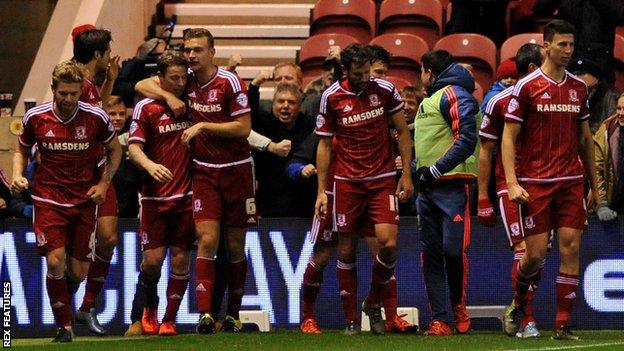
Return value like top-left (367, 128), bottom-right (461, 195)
top-left (1, 217), bottom-right (623, 337)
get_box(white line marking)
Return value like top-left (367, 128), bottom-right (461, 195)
top-left (501, 341), bottom-right (624, 351)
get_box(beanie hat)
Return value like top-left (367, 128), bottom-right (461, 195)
top-left (496, 59), bottom-right (518, 81)
top-left (569, 57), bottom-right (603, 80)
top-left (71, 24), bottom-right (96, 42)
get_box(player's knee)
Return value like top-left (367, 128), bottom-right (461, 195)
top-left (312, 248), bottom-right (333, 268)
top-left (97, 231), bottom-right (118, 253)
top-left (46, 253), bottom-right (66, 273)
top-left (196, 233), bottom-right (217, 252)
top-left (141, 255), bottom-right (165, 275)
top-left (559, 239), bottom-right (579, 256)
top-left (378, 245), bottom-right (397, 263)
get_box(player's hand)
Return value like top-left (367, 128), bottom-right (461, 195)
top-left (586, 189), bottom-right (599, 213)
top-left (315, 192), bottom-right (328, 219)
top-left (10, 176), bottom-right (29, 194)
top-left (106, 55), bottom-right (121, 81)
top-left (0, 198), bottom-right (6, 209)
top-left (596, 206), bottom-right (617, 221)
top-left (252, 70), bottom-right (272, 86)
top-left (507, 182), bottom-right (529, 204)
top-left (165, 94), bottom-right (186, 117)
top-left (477, 197), bottom-right (496, 227)
top-left (181, 123), bottom-right (205, 146)
top-left (227, 53), bottom-right (242, 72)
top-left (146, 163), bottom-right (173, 183)
top-left (396, 174), bottom-right (414, 203)
top-left (328, 45), bottom-right (341, 60)
top-left (268, 139), bottom-right (291, 157)
top-left (87, 182), bottom-right (109, 205)
top-left (301, 164), bottom-right (317, 178)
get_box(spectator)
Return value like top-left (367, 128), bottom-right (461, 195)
top-left (593, 93), bottom-right (624, 221)
top-left (106, 96), bottom-right (141, 218)
top-left (115, 38), bottom-right (167, 107)
top-left (481, 58), bottom-right (519, 110)
top-left (569, 57), bottom-right (621, 133)
top-left (533, 0), bottom-right (624, 83)
top-left (8, 147), bottom-right (38, 219)
top-left (446, 0), bottom-right (511, 46)
top-left (252, 83), bottom-right (316, 217)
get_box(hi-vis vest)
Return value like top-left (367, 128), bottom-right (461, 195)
top-left (414, 85), bottom-right (480, 178)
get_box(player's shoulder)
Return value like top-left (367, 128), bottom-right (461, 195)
top-left (513, 69), bottom-right (543, 92)
top-left (78, 101), bottom-right (110, 126)
top-left (217, 68), bottom-right (245, 92)
top-left (23, 102), bottom-right (53, 125)
top-left (485, 86), bottom-right (514, 115)
top-left (565, 70), bottom-right (588, 89)
top-left (370, 77), bottom-right (396, 93)
top-left (132, 98), bottom-right (161, 119)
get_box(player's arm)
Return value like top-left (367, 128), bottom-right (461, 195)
top-left (10, 144), bottom-right (30, 193)
top-left (100, 55), bottom-right (120, 107)
top-left (390, 110), bottom-right (414, 202)
top-left (314, 136), bottom-right (332, 218)
top-left (88, 136), bottom-right (122, 204)
top-left (181, 113), bottom-right (251, 146)
top-left (577, 120), bottom-right (598, 210)
top-left (477, 140), bottom-right (495, 200)
top-left (135, 76), bottom-right (186, 116)
top-left (501, 122), bottom-right (529, 203)
top-left (128, 144), bottom-right (173, 183)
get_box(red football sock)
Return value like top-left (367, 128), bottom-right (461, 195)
top-left (511, 250), bottom-right (524, 290)
top-left (366, 255), bottom-right (395, 307)
top-left (302, 261), bottom-right (324, 320)
top-left (226, 259), bottom-right (247, 319)
top-left (382, 276), bottom-right (398, 326)
top-left (47, 273), bottom-right (72, 328)
top-left (80, 253), bottom-right (111, 311)
top-left (163, 272), bottom-right (189, 322)
top-left (337, 260), bottom-right (358, 323)
top-left (555, 272), bottom-right (579, 329)
top-left (513, 262), bottom-right (538, 307)
top-left (195, 257), bottom-right (215, 315)
top-left (522, 259), bottom-right (545, 326)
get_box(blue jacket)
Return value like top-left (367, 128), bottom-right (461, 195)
top-left (424, 63), bottom-right (479, 177)
top-left (480, 80), bottom-right (508, 112)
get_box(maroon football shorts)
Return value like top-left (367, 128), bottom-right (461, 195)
top-left (33, 201), bottom-right (97, 261)
top-left (333, 176), bottom-right (399, 233)
top-left (97, 185), bottom-right (118, 218)
top-left (520, 180), bottom-right (587, 236)
top-left (498, 192), bottom-right (525, 247)
top-left (139, 198), bottom-right (195, 251)
top-left (192, 160), bottom-right (257, 227)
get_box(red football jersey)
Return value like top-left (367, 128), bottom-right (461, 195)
top-left (80, 77), bottom-right (102, 108)
top-left (129, 98), bottom-right (192, 201)
top-left (19, 101), bottom-right (115, 207)
top-left (479, 86), bottom-right (513, 192)
top-left (505, 69), bottom-right (589, 183)
top-left (315, 77), bottom-right (404, 180)
top-left (186, 68), bottom-right (251, 165)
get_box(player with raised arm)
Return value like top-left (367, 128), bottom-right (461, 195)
top-left (501, 20), bottom-right (599, 340)
top-left (11, 60), bottom-right (121, 342)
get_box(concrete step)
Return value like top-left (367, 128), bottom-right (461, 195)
top-left (164, 3), bottom-right (313, 18)
top-left (212, 45), bottom-right (299, 59)
top-left (178, 0), bottom-right (316, 3)
top-left (156, 24), bottom-right (309, 39)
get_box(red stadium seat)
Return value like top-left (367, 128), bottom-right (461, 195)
top-left (384, 76), bottom-right (413, 90)
top-left (434, 33), bottom-right (497, 90)
top-left (311, 0), bottom-right (376, 44)
top-left (378, 0), bottom-right (443, 49)
top-left (299, 33), bottom-right (359, 83)
top-left (370, 33), bottom-right (429, 83)
top-left (500, 33), bottom-right (543, 62)
top-left (614, 34), bottom-right (624, 92)
top-left (617, 26), bottom-right (624, 38)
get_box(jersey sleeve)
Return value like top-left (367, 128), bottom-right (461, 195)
top-left (479, 97), bottom-right (504, 141)
top-left (387, 85), bottom-right (404, 114)
top-left (315, 88), bottom-right (336, 137)
top-left (226, 74), bottom-right (251, 118)
top-left (505, 82), bottom-right (529, 124)
top-left (92, 107), bottom-right (116, 144)
top-left (128, 101), bottom-right (151, 145)
top-left (578, 86), bottom-right (590, 121)
top-left (19, 112), bottom-right (37, 147)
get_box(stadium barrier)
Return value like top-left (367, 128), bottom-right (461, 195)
top-left (1, 217), bottom-right (623, 337)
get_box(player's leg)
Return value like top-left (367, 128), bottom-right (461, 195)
top-left (552, 226), bottom-right (582, 340)
top-left (439, 183), bottom-right (472, 334)
top-left (221, 226), bottom-right (247, 332)
top-left (46, 246), bottom-right (74, 342)
top-left (211, 229), bottom-right (228, 331)
top-left (337, 232), bottom-right (360, 334)
top-left (137, 246), bottom-right (167, 335)
top-left (159, 246), bottom-right (191, 336)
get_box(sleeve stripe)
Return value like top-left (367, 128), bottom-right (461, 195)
top-left (578, 114), bottom-right (590, 121)
top-left (102, 132), bottom-right (116, 144)
top-left (79, 102), bottom-right (111, 124)
top-left (132, 99), bottom-right (153, 121)
top-left (18, 138), bottom-right (34, 147)
top-left (219, 69), bottom-right (243, 92)
top-left (388, 101), bottom-right (404, 114)
top-left (485, 87), bottom-right (513, 115)
top-left (128, 136), bottom-right (146, 143)
top-left (479, 131), bottom-right (499, 140)
top-left (231, 108), bottom-right (251, 117)
top-left (505, 114), bottom-right (523, 122)
top-left (23, 102), bottom-right (53, 125)
top-left (511, 69), bottom-right (540, 96)
top-left (444, 87), bottom-right (461, 139)
top-left (319, 83), bottom-right (340, 114)
top-left (315, 131), bottom-right (334, 137)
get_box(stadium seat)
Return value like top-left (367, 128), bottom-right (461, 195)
top-left (370, 33), bottom-right (429, 83)
top-left (311, 0), bottom-right (376, 44)
top-left (384, 75), bottom-right (413, 90)
top-left (500, 33), bottom-right (543, 62)
top-left (614, 34), bottom-right (624, 92)
top-left (378, 0), bottom-right (444, 49)
top-left (299, 33), bottom-right (359, 84)
top-left (434, 33), bottom-right (497, 90)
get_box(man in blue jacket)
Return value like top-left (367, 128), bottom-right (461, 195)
top-left (414, 50), bottom-right (479, 335)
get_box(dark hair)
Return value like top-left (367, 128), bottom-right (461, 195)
top-left (182, 28), bottom-right (214, 48)
top-left (421, 50), bottom-right (453, 76)
top-left (273, 82), bottom-right (301, 101)
top-left (368, 44), bottom-right (391, 66)
top-left (73, 29), bottom-right (112, 64)
top-left (157, 52), bottom-right (188, 75)
top-left (340, 44), bottom-right (371, 71)
top-left (515, 43), bottom-right (543, 76)
top-left (543, 19), bottom-right (575, 42)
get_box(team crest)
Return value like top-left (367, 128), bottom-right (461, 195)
top-left (568, 89), bottom-right (578, 102)
top-left (337, 214), bottom-right (346, 227)
top-left (36, 233), bottom-right (47, 246)
top-left (236, 93), bottom-right (248, 107)
top-left (507, 98), bottom-right (519, 113)
top-left (140, 230), bottom-right (149, 246)
top-left (316, 115), bottom-right (325, 128)
top-left (368, 94), bottom-right (380, 107)
top-left (193, 199), bottom-right (202, 213)
top-left (510, 222), bottom-right (520, 237)
top-left (524, 216), bottom-right (535, 229)
top-left (208, 89), bottom-right (219, 102)
top-left (75, 126), bottom-right (86, 140)
top-left (322, 229), bottom-right (333, 242)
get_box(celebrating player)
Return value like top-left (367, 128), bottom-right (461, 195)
top-left (501, 20), bottom-right (599, 340)
top-left (12, 60), bottom-right (121, 342)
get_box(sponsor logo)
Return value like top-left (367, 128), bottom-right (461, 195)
top-left (74, 126), bottom-right (86, 140)
top-left (536, 104), bottom-right (580, 113)
top-left (343, 104), bottom-right (353, 113)
top-left (247, 217), bottom-right (256, 224)
top-left (189, 101), bottom-right (222, 113)
top-left (368, 94), bottom-right (380, 107)
top-left (195, 283), bottom-right (206, 292)
top-left (51, 301), bottom-right (65, 308)
top-left (236, 93), bottom-right (248, 108)
top-left (158, 121), bottom-right (192, 134)
top-left (188, 91), bottom-right (197, 98)
top-left (339, 290), bottom-right (350, 297)
top-left (453, 214), bottom-right (463, 222)
top-left (341, 107), bottom-right (385, 126)
top-left (316, 115), bottom-right (325, 129)
top-left (159, 114), bottom-right (170, 121)
top-left (565, 292), bottom-right (576, 299)
top-left (569, 89), bottom-right (578, 102)
top-left (41, 141), bottom-right (90, 151)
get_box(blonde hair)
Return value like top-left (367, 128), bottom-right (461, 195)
top-left (273, 62), bottom-right (303, 83)
top-left (106, 95), bottom-right (125, 109)
top-left (52, 60), bottom-right (84, 87)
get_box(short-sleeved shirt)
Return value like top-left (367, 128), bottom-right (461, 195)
top-left (129, 98), bottom-right (192, 201)
top-left (80, 78), bottom-right (102, 108)
top-left (186, 68), bottom-right (251, 165)
top-left (19, 101), bottom-right (116, 207)
top-left (315, 77), bottom-right (404, 180)
top-left (479, 86), bottom-right (513, 192)
top-left (504, 69), bottom-right (589, 183)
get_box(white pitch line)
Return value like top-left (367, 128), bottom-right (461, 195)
top-left (501, 341), bottom-right (624, 351)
